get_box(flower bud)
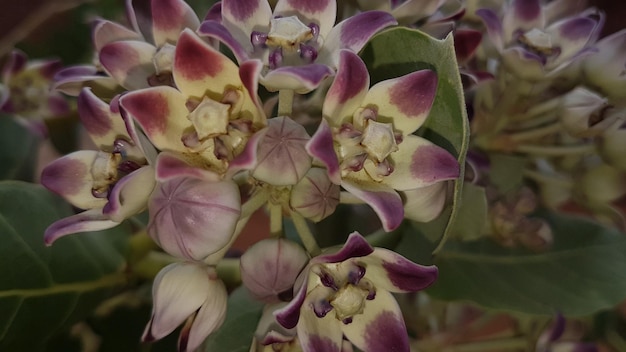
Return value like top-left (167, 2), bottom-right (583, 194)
top-left (560, 87), bottom-right (611, 138)
top-left (290, 167), bottom-right (340, 222)
top-left (148, 176), bottom-right (241, 260)
top-left (240, 238), bottom-right (309, 303)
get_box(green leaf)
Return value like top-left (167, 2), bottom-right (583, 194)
top-left (204, 286), bottom-right (264, 352)
top-left (487, 154), bottom-right (526, 194)
top-left (0, 181), bottom-right (128, 351)
top-left (427, 210), bottom-right (626, 316)
top-left (0, 117), bottom-right (39, 181)
top-left (361, 27), bottom-right (470, 251)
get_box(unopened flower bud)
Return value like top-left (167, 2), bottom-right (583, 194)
top-left (240, 238), bottom-right (309, 303)
top-left (290, 167), bottom-right (340, 222)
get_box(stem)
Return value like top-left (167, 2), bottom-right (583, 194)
top-left (339, 191), bottom-right (365, 204)
top-left (290, 210), bottom-right (321, 256)
top-left (278, 89), bottom-right (294, 116)
top-left (515, 143), bottom-right (596, 157)
top-left (508, 122), bottom-right (561, 142)
top-left (440, 338), bottom-right (530, 352)
top-left (270, 203), bottom-right (283, 238)
top-left (216, 258), bottom-right (241, 287)
top-left (523, 169), bottom-right (574, 187)
top-left (240, 190), bottom-right (269, 219)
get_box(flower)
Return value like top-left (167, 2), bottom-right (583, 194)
top-left (582, 29), bottom-right (626, 100)
top-left (41, 88), bottom-right (155, 244)
top-left (197, 0), bottom-right (397, 92)
top-left (119, 29), bottom-right (266, 175)
top-left (274, 232), bottom-right (438, 352)
top-left (1, 50), bottom-right (69, 135)
top-left (143, 261), bottom-right (228, 352)
top-left (476, 0), bottom-right (603, 80)
top-left (307, 50), bottom-right (459, 231)
top-left (54, 0), bottom-right (203, 95)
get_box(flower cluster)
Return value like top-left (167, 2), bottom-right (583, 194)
top-left (38, 0), bottom-right (459, 350)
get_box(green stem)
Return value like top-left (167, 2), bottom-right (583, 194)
top-left (216, 258), bottom-right (241, 287)
top-left (278, 89), bottom-right (294, 116)
top-left (240, 190), bottom-right (269, 219)
top-left (515, 143), bottom-right (596, 157)
top-left (439, 338), bottom-right (530, 352)
top-left (508, 122), bottom-right (561, 142)
top-left (0, 272), bottom-right (127, 299)
top-left (270, 203), bottom-right (283, 238)
top-left (290, 210), bottom-right (321, 256)
top-left (523, 169), bottom-right (574, 187)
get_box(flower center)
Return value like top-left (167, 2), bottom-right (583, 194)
top-left (91, 139), bottom-right (143, 198)
top-left (188, 97), bottom-right (231, 140)
top-left (361, 120), bottom-right (399, 162)
top-left (518, 28), bottom-right (560, 62)
top-left (251, 16), bottom-right (321, 69)
top-left (330, 284), bottom-right (369, 321)
top-left (267, 16), bottom-right (314, 52)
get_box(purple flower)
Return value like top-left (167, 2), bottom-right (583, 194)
top-left (119, 29), bottom-right (266, 175)
top-left (54, 0), bottom-right (202, 95)
top-left (197, 0), bottom-right (397, 92)
top-left (41, 88), bottom-right (154, 244)
top-left (275, 232), bottom-right (438, 352)
top-left (307, 50), bottom-right (459, 231)
top-left (476, 0), bottom-right (603, 79)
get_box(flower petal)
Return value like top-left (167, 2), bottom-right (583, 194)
top-left (296, 285), bottom-right (344, 352)
top-left (475, 8), bottom-right (504, 51)
top-left (151, 0), bottom-right (200, 47)
top-left (52, 65), bottom-right (119, 97)
top-left (119, 86), bottom-right (190, 153)
top-left (41, 151), bottom-right (107, 210)
top-left (99, 40), bottom-right (157, 90)
top-left (500, 47), bottom-right (546, 80)
top-left (502, 0), bottom-right (543, 43)
top-left (148, 176), bottom-right (241, 260)
top-left (320, 11), bottom-right (397, 67)
top-left (341, 290), bottom-right (409, 352)
top-left (274, 0), bottom-right (336, 39)
top-left (384, 135), bottom-right (459, 190)
top-left (341, 180), bottom-right (404, 232)
top-left (367, 70), bottom-right (437, 135)
top-left (391, 0), bottom-right (445, 25)
top-left (361, 248), bottom-right (438, 292)
top-left (197, 20), bottom-right (251, 62)
top-left (154, 152), bottom-right (221, 182)
top-left (454, 29), bottom-right (483, 63)
top-left (78, 88), bottom-right (130, 149)
top-left (92, 19), bottom-right (142, 52)
top-left (184, 278), bottom-right (228, 351)
top-left (314, 231), bottom-right (374, 264)
top-left (44, 209), bottom-right (119, 245)
top-left (402, 182), bottom-right (448, 222)
top-left (261, 64), bottom-right (333, 93)
top-left (253, 116), bottom-right (312, 186)
top-left (226, 127), bottom-right (268, 177)
top-left (323, 50), bottom-right (369, 126)
top-left (144, 262), bottom-right (212, 341)
top-left (103, 166), bottom-right (156, 222)
top-left (221, 0), bottom-right (272, 55)
top-left (239, 59), bottom-right (266, 124)
top-left (173, 29), bottom-right (243, 98)
top-left (275, 273), bottom-right (310, 329)
top-left (306, 119), bottom-right (341, 184)
top-left (546, 16), bottom-right (597, 68)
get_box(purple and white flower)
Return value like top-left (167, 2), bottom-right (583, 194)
top-left (143, 261), bottom-right (228, 352)
top-left (41, 88), bottom-right (154, 244)
top-left (477, 0), bottom-right (603, 80)
top-left (275, 232), bottom-right (438, 352)
top-left (307, 50), bottom-right (459, 231)
top-left (197, 0), bottom-right (397, 92)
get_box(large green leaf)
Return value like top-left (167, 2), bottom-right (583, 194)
top-left (0, 181), bottom-right (128, 351)
top-left (427, 210), bottom-right (626, 316)
top-left (204, 286), bottom-right (264, 352)
top-left (361, 27), bottom-right (470, 251)
top-left (0, 117), bottom-right (39, 181)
